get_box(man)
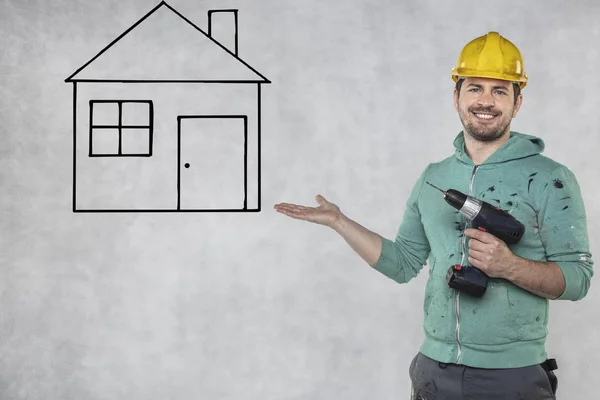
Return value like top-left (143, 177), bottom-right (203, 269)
top-left (274, 32), bottom-right (594, 399)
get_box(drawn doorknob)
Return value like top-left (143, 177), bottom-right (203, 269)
top-left (184, 163), bottom-right (190, 168)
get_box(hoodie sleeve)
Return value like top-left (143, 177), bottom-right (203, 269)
top-left (371, 164), bottom-right (431, 283)
top-left (536, 165), bottom-right (594, 301)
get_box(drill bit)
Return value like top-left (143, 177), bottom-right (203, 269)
top-left (426, 181), bottom-right (445, 194)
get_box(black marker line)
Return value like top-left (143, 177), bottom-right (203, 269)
top-left (208, 9), bottom-right (239, 56)
top-left (118, 102), bottom-right (122, 155)
top-left (234, 10), bottom-right (238, 56)
top-left (91, 99), bottom-right (154, 103)
top-left (89, 154), bottom-right (152, 158)
top-left (208, 8), bottom-right (239, 13)
top-left (149, 101), bottom-right (154, 156)
top-left (92, 125), bottom-right (151, 129)
top-left (73, 209), bottom-right (260, 213)
top-left (66, 3), bottom-right (270, 83)
top-left (88, 100), bottom-right (153, 157)
top-left (73, 82), bottom-right (77, 211)
top-left (88, 100), bottom-right (93, 156)
top-left (177, 116), bottom-right (181, 211)
top-left (178, 114), bottom-right (247, 119)
top-left (177, 115), bottom-right (248, 211)
top-left (69, 80), bottom-right (268, 83)
top-left (163, 2), bottom-right (270, 82)
top-left (257, 83), bottom-right (262, 211)
top-left (65, 2), bottom-right (166, 82)
top-left (244, 115), bottom-right (248, 210)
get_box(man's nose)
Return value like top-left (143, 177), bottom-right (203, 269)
top-left (477, 91), bottom-right (495, 106)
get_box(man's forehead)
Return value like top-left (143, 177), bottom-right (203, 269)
top-left (462, 77), bottom-right (512, 88)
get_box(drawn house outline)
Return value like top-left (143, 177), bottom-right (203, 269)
top-left (65, 1), bottom-right (271, 212)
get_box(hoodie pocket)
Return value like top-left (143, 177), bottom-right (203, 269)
top-left (506, 287), bottom-right (548, 340)
top-left (459, 280), bottom-right (528, 345)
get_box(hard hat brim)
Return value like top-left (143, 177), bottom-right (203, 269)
top-left (451, 68), bottom-right (528, 89)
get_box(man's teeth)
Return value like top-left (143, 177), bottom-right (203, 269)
top-left (475, 113), bottom-right (495, 119)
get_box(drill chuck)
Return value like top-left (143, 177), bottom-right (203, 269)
top-left (426, 182), bottom-right (482, 220)
top-left (445, 189), bottom-right (483, 220)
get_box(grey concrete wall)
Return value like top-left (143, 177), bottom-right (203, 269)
top-left (1, 0), bottom-right (598, 398)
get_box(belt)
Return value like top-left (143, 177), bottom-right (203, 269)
top-left (541, 358), bottom-right (558, 372)
top-left (435, 358), bottom-right (557, 372)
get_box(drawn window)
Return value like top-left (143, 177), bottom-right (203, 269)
top-left (89, 100), bottom-right (154, 157)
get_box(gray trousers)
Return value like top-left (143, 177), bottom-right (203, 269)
top-left (409, 352), bottom-right (557, 400)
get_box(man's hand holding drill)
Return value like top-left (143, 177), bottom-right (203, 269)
top-left (465, 228), bottom-right (517, 279)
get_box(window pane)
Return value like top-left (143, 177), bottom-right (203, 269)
top-left (92, 102), bottom-right (119, 126)
top-left (91, 128), bottom-right (119, 155)
top-left (121, 128), bottom-right (150, 155)
top-left (122, 102), bottom-right (151, 126)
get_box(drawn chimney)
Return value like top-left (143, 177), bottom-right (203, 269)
top-left (208, 9), bottom-right (239, 56)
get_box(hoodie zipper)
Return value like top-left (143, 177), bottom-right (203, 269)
top-left (455, 164), bottom-right (479, 364)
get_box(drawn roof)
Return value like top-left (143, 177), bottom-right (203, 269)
top-left (65, 1), bottom-right (270, 83)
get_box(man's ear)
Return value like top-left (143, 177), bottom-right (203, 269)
top-left (453, 88), bottom-right (459, 111)
top-left (512, 94), bottom-right (523, 118)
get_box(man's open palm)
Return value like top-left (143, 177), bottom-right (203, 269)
top-left (274, 195), bottom-right (342, 227)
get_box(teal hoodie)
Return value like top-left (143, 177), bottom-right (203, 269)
top-left (372, 131), bottom-right (594, 369)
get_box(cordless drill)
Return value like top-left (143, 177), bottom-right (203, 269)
top-left (426, 182), bottom-right (526, 297)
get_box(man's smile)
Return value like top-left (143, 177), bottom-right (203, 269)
top-left (472, 111), bottom-right (499, 122)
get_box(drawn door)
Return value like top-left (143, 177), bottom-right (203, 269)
top-left (178, 116), bottom-right (247, 210)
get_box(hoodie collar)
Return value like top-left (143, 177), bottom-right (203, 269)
top-left (453, 131), bottom-right (545, 166)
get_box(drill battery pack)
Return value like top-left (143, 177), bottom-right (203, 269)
top-left (446, 264), bottom-right (489, 297)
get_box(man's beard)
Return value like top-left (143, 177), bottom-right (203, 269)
top-left (459, 106), bottom-right (512, 142)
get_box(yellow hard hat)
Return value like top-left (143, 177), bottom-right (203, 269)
top-left (451, 32), bottom-right (528, 89)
